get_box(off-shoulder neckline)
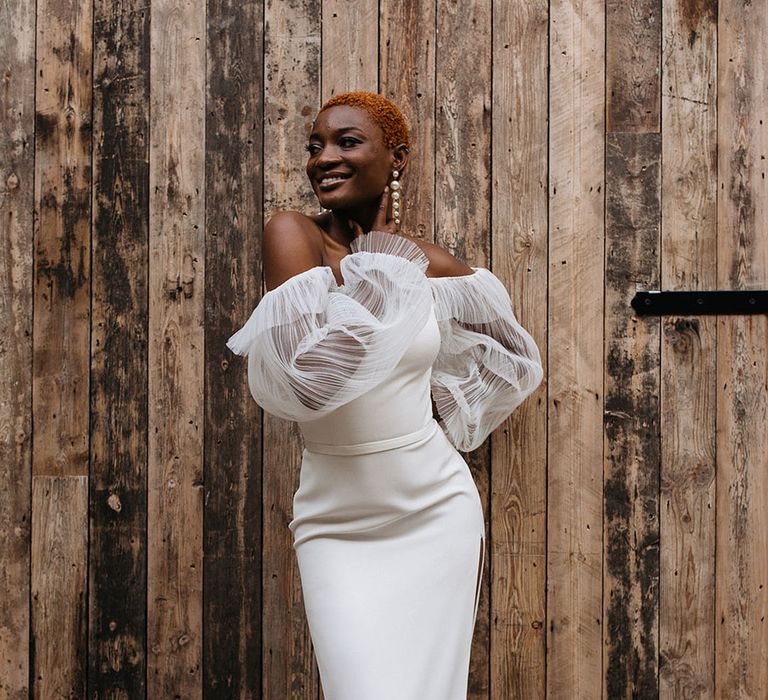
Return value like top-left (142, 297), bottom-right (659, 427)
top-left (263, 262), bottom-right (479, 295)
top-left (262, 230), bottom-right (480, 295)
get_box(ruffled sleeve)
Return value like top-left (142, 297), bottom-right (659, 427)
top-left (429, 268), bottom-right (543, 452)
top-left (226, 231), bottom-right (433, 422)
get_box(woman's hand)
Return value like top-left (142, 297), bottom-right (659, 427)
top-left (348, 186), bottom-right (400, 239)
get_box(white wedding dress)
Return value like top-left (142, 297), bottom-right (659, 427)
top-left (227, 230), bottom-right (543, 699)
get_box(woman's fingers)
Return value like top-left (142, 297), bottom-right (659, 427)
top-left (350, 186), bottom-right (401, 237)
top-left (371, 186), bottom-right (391, 231)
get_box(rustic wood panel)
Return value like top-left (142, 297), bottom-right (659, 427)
top-left (89, 0), bottom-right (151, 695)
top-left (716, 0), bottom-right (768, 696)
top-left (380, 0), bottom-right (435, 242)
top-left (322, 0), bottom-right (378, 97)
top-left (147, 0), bottom-right (206, 695)
top-left (31, 0), bottom-right (93, 695)
top-left (606, 0), bottom-right (661, 133)
top-left (0, 0), bottom-right (35, 694)
top-left (33, 0), bottom-right (92, 482)
top-left (204, 0), bottom-right (264, 696)
top-left (490, 1), bottom-right (548, 698)
top-left (603, 3), bottom-right (662, 696)
top-left (603, 132), bottom-right (661, 699)
top-left (31, 476), bottom-right (88, 697)
top-left (434, 2), bottom-right (492, 696)
top-left (659, 0), bottom-right (718, 696)
top-left (547, 0), bottom-right (605, 697)
top-left (263, 1), bottom-right (322, 697)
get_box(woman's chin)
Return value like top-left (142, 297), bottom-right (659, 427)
top-left (316, 194), bottom-right (340, 210)
top-left (318, 193), bottom-right (379, 214)
top-left (317, 197), bottom-right (353, 213)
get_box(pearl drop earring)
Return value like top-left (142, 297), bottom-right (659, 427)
top-left (390, 170), bottom-right (401, 225)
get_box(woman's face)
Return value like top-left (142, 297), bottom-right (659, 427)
top-left (306, 105), bottom-right (405, 211)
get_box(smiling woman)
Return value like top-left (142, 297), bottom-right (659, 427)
top-left (306, 95), bottom-right (409, 223)
top-left (226, 91), bottom-right (543, 700)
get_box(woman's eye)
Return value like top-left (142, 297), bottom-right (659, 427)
top-left (305, 139), bottom-right (357, 154)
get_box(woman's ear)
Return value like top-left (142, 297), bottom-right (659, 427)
top-left (391, 143), bottom-right (409, 174)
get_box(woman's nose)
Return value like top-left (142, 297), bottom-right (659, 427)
top-left (316, 146), bottom-right (342, 166)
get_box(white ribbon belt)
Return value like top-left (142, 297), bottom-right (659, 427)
top-left (303, 419), bottom-right (439, 456)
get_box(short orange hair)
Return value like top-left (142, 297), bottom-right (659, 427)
top-left (318, 91), bottom-right (411, 150)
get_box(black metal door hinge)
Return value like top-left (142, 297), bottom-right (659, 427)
top-left (631, 290), bottom-right (768, 316)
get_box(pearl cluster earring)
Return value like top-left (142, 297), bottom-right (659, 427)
top-left (390, 170), bottom-right (401, 225)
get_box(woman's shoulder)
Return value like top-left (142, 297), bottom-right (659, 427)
top-left (264, 209), bottom-right (326, 237)
top-left (262, 209), bottom-right (329, 251)
top-left (262, 210), bottom-right (328, 290)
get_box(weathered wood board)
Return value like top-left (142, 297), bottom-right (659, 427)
top-left (547, 1), bottom-right (605, 697)
top-left (491, 2), bottom-right (549, 698)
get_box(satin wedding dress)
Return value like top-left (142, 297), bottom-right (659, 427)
top-left (227, 230), bottom-right (543, 699)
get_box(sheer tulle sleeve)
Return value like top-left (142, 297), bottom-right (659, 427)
top-left (429, 268), bottom-right (544, 452)
top-left (226, 231), bottom-right (433, 422)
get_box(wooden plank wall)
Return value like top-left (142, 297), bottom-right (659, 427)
top-left (716, 1), bottom-right (768, 696)
top-left (660, 1), bottom-right (717, 697)
top-left (1, 1), bottom-right (766, 698)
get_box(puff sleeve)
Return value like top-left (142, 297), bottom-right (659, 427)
top-left (226, 231), bottom-right (433, 422)
top-left (429, 269), bottom-right (544, 452)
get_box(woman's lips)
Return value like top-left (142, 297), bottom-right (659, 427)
top-left (317, 175), bottom-right (350, 191)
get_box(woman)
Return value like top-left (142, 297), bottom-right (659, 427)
top-left (227, 91), bottom-right (543, 699)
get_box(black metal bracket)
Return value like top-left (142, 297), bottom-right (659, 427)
top-left (631, 290), bottom-right (768, 316)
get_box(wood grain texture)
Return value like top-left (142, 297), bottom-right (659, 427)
top-left (0, 0), bottom-right (35, 694)
top-left (263, 1), bottom-right (321, 697)
top-left (147, 0), bottom-right (206, 694)
top-left (716, 1), bottom-right (768, 697)
top-left (322, 0), bottom-right (378, 97)
top-left (660, 0), bottom-right (717, 696)
top-left (490, 1), bottom-right (549, 698)
top-left (603, 132), bottom-right (661, 699)
top-left (604, 4), bottom-right (663, 697)
top-left (31, 0), bottom-right (92, 696)
top-left (606, 0), bottom-right (661, 132)
top-left (33, 0), bottom-right (92, 479)
top-left (89, 0), bottom-right (151, 695)
top-left (204, 0), bottom-right (264, 696)
top-left (434, 1), bottom-right (491, 696)
top-left (31, 476), bottom-right (88, 697)
top-left (547, 0), bottom-right (605, 697)
top-left (380, 0), bottom-right (435, 241)
top-left (264, 0), bottom-right (321, 216)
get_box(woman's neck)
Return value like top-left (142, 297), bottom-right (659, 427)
top-left (326, 203), bottom-right (379, 246)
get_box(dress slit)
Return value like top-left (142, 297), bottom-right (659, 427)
top-left (472, 532), bottom-right (485, 628)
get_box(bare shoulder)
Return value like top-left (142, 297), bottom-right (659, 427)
top-left (263, 209), bottom-right (324, 238)
top-left (262, 210), bottom-right (325, 291)
top-left (399, 233), bottom-right (475, 278)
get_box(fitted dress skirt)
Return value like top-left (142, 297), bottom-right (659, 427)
top-left (288, 417), bottom-right (486, 700)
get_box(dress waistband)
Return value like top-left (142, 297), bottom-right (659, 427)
top-left (302, 419), bottom-right (439, 456)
